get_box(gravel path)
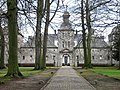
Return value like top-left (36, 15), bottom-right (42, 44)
top-left (42, 66), bottom-right (96, 90)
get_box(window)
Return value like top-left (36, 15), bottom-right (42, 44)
top-left (92, 56), bottom-right (94, 60)
top-left (100, 55), bottom-right (102, 59)
top-left (53, 56), bottom-right (55, 64)
top-left (76, 56), bottom-right (79, 61)
top-left (108, 55), bottom-right (110, 60)
top-left (23, 56), bottom-right (25, 60)
top-left (53, 55), bottom-right (55, 60)
top-left (62, 33), bottom-right (64, 38)
top-left (62, 41), bottom-right (64, 48)
top-left (30, 55), bottom-right (32, 58)
top-left (46, 56), bottom-right (48, 61)
top-left (77, 56), bottom-right (79, 66)
top-left (68, 32), bottom-right (70, 36)
top-left (68, 41), bottom-right (70, 48)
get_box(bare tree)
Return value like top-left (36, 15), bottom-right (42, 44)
top-left (0, 0), bottom-right (7, 69)
top-left (5, 0), bottom-right (23, 77)
top-left (81, 0), bottom-right (88, 67)
top-left (86, 0), bottom-right (92, 68)
top-left (42, 0), bottom-right (59, 69)
top-left (34, 0), bottom-right (44, 70)
top-left (0, 17), bottom-right (5, 69)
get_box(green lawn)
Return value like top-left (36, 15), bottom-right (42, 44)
top-left (91, 67), bottom-right (120, 79)
top-left (0, 67), bottom-right (42, 83)
top-left (19, 67), bottom-right (42, 76)
top-left (0, 68), bottom-right (7, 77)
top-left (0, 67), bottom-right (42, 82)
top-left (0, 67), bottom-right (42, 77)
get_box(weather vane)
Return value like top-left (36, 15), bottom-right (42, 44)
top-left (65, 5), bottom-right (68, 11)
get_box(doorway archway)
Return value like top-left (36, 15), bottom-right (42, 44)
top-left (62, 54), bottom-right (70, 66)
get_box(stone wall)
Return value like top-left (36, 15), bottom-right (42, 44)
top-left (74, 48), bottom-right (111, 66)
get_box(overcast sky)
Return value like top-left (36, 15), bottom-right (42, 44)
top-left (22, 0), bottom-right (119, 42)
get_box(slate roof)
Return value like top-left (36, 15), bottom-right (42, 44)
top-left (23, 34), bottom-right (58, 48)
top-left (47, 34), bottom-right (58, 47)
top-left (23, 33), bottom-right (109, 49)
top-left (47, 34), bottom-right (83, 48)
top-left (23, 36), bottom-right (35, 47)
top-left (76, 35), bottom-right (109, 48)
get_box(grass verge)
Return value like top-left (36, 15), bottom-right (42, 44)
top-left (75, 67), bottom-right (120, 90)
top-left (0, 67), bottom-right (42, 77)
top-left (0, 67), bottom-right (42, 83)
top-left (75, 67), bottom-right (120, 80)
top-left (90, 67), bottom-right (120, 79)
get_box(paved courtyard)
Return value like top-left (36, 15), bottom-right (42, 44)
top-left (41, 66), bottom-right (96, 90)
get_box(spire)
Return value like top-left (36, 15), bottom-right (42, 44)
top-left (63, 11), bottom-right (70, 21)
top-left (60, 10), bottom-right (72, 29)
top-left (65, 5), bottom-right (68, 11)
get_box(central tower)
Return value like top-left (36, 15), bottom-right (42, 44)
top-left (57, 11), bottom-right (74, 66)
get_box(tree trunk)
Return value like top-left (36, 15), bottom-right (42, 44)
top-left (42, 0), bottom-right (50, 69)
top-left (0, 19), bottom-right (5, 69)
top-left (81, 0), bottom-right (88, 68)
top-left (86, 0), bottom-right (92, 68)
top-left (118, 31), bottom-right (120, 69)
top-left (5, 0), bottom-right (22, 77)
top-left (118, 40), bottom-right (120, 69)
top-left (34, 0), bottom-right (43, 70)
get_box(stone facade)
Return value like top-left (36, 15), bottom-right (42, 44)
top-left (18, 11), bottom-right (111, 67)
top-left (3, 28), bottom-right (24, 64)
top-left (74, 43), bottom-right (111, 66)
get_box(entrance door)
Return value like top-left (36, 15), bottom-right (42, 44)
top-left (64, 56), bottom-right (68, 65)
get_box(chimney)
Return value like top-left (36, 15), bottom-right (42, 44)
top-left (76, 30), bottom-right (77, 35)
top-left (54, 30), bottom-right (56, 35)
